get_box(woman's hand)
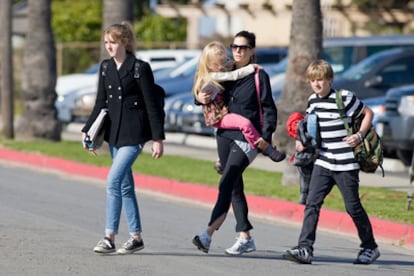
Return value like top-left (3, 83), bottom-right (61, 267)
top-left (152, 140), bottom-right (164, 159)
top-left (254, 137), bottom-right (270, 152)
top-left (253, 63), bottom-right (263, 70)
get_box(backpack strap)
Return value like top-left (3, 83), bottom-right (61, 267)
top-left (134, 59), bottom-right (142, 79)
top-left (335, 89), bottom-right (352, 136)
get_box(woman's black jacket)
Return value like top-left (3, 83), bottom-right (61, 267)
top-left (82, 53), bottom-right (165, 147)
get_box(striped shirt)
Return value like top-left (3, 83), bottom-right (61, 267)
top-left (306, 89), bottom-right (365, 171)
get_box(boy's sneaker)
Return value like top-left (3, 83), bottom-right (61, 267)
top-left (225, 237), bottom-right (256, 255)
top-left (93, 237), bottom-right (116, 253)
top-left (117, 237), bottom-right (144, 254)
top-left (283, 246), bottom-right (312, 264)
top-left (353, 248), bottom-right (380, 264)
top-left (192, 232), bottom-right (211, 253)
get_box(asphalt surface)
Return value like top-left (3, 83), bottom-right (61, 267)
top-left (1, 163), bottom-right (413, 275)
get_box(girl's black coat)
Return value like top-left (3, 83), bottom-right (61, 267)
top-left (82, 53), bottom-right (165, 147)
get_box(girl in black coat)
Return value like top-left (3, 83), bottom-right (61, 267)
top-left (82, 22), bottom-right (165, 254)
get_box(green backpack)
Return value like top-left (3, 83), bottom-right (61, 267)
top-left (335, 90), bottom-right (385, 176)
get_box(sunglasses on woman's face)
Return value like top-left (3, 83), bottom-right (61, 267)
top-left (230, 44), bottom-right (252, 51)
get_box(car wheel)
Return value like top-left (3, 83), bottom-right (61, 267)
top-left (396, 149), bottom-right (413, 166)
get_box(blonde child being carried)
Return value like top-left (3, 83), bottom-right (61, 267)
top-left (193, 41), bottom-right (285, 163)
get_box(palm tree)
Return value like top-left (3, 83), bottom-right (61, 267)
top-left (0, 0), bottom-right (14, 139)
top-left (276, 0), bottom-right (323, 185)
top-left (16, 0), bottom-right (60, 141)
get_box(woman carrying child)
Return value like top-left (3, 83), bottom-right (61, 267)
top-left (192, 32), bottom-right (283, 255)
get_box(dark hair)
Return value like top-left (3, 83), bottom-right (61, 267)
top-left (234, 30), bottom-right (256, 49)
top-left (234, 30), bottom-right (256, 63)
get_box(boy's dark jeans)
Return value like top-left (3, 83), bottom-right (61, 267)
top-left (298, 165), bottom-right (378, 251)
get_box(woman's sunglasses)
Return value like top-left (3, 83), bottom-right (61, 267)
top-left (230, 44), bottom-right (252, 51)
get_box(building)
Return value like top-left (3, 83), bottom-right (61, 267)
top-left (155, 0), bottom-right (414, 48)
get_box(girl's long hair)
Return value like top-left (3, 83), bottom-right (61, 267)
top-left (193, 41), bottom-right (227, 95)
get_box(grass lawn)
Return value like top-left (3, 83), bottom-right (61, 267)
top-left (0, 139), bottom-right (413, 225)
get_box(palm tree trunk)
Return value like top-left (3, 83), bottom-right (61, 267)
top-left (0, 0), bottom-right (14, 138)
top-left (16, 0), bottom-right (60, 141)
top-left (276, 0), bottom-right (323, 186)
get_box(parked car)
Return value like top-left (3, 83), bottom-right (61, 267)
top-left (55, 49), bottom-right (201, 123)
top-left (333, 47), bottom-right (414, 99)
top-left (266, 35), bottom-right (414, 106)
top-left (164, 92), bottom-right (206, 134)
top-left (375, 84), bottom-right (414, 165)
top-left (361, 96), bottom-right (385, 127)
top-left (323, 34), bottom-right (414, 74)
top-left (272, 47), bottom-right (414, 126)
top-left (55, 65), bottom-right (98, 123)
top-left (136, 49), bottom-right (201, 71)
top-left (269, 34), bottom-right (414, 81)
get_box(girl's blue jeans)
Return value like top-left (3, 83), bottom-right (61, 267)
top-left (105, 144), bottom-right (143, 236)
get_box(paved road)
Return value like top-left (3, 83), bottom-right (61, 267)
top-left (1, 163), bottom-right (413, 275)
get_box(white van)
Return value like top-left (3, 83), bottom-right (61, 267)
top-left (136, 49), bottom-right (201, 71)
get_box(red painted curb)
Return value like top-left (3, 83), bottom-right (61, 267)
top-left (1, 147), bottom-right (413, 248)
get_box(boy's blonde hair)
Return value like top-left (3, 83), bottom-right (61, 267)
top-left (306, 59), bottom-right (334, 81)
top-left (193, 41), bottom-right (228, 95)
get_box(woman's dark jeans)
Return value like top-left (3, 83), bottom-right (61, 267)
top-left (208, 135), bottom-right (253, 232)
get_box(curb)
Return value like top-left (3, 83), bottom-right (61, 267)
top-left (1, 147), bottom-right (413, 249)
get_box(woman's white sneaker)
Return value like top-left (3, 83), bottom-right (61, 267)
top-left (225, 237), bottom-right (256, 255)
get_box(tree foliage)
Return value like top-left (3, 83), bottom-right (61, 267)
top-left (51, 0), bottom-right (187, 44)
top-left (351, 0), bottom-right (412, 9)
top-left (134, 12), bottom-right (187, 44)
top-left (51, 0), bottom-right (102, 43)
top-left (348, 0), bottom-right (413, 34)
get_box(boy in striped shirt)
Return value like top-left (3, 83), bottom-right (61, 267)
top-left (283, 59), bottom-right (380, 265)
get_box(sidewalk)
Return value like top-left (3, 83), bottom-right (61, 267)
top-left (1, 129), bottom-right (414, 250)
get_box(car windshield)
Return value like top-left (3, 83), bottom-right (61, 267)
top-left (340, 52), bottom-right (390, 80)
